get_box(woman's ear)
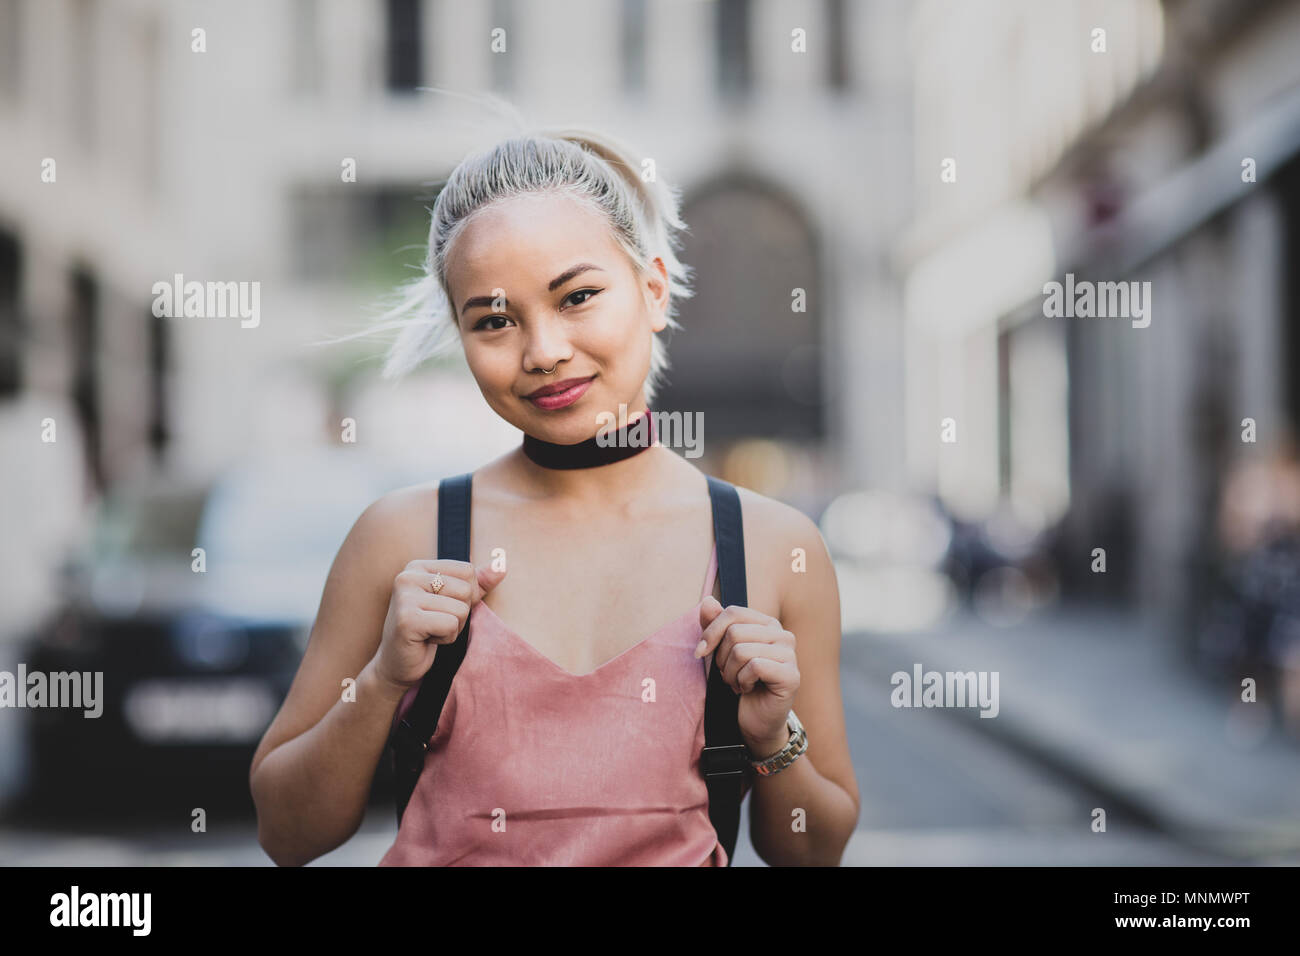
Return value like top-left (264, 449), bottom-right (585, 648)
top-left (643, 256), bottom-right (670, 333)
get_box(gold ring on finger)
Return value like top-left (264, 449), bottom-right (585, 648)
top-left (428, 572), bottom-right (445, 594)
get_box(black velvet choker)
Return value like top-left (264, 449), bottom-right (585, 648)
top-left (521, 409), bottom-right (657, 470)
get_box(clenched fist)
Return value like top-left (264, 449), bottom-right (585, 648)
top-left (371, 559), bottom-right (506, 694)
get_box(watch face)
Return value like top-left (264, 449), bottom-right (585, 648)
top-left (786, 710), bottom-right (803, 735)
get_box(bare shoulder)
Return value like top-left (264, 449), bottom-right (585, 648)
top-left (315, 480), bottom-right (444, 613)
top-left (300, 477), bottom-right (445, 644)
top-left (734, 485), bottom-right (828, 563)
top-left (356, 456), bottom-right (514, 567)
top-left (732, 485), bottom-right (836, 622)
top-left (362, 479), bottom-right (440, 532)
top-left (352, 480), bottom-right (442, 570)
top-left (734, 485), bottom-right (821, 539)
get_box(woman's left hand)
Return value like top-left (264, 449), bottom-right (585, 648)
top-left (696, 596), bottom-right (800, 758)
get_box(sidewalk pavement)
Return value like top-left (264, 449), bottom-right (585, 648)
top-left (841, 603), bottom-right (1300, 863)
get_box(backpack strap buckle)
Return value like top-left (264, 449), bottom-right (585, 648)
top-left (699, 743), bottom-right (749, 778)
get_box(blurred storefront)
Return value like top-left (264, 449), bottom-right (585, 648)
top-left (898, 0), bottom-right (1300, 630)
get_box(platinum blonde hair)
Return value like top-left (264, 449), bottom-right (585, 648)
top-left (334, 121), bottom-right (694, 405)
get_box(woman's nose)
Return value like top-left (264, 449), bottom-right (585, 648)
top-left (521, 320), bottom-right (571, 371)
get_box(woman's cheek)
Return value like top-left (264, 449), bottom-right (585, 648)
top-left (466, 344), bottom-right (513, 384)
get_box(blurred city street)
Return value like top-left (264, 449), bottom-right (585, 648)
top-left (5, 0), bottom-right (1300, 869)
top-left (842, 606), bottom-right (1300, 866)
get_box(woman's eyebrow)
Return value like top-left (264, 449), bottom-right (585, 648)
top-left (459, 263), bottom-right (607, 317)
top-left (547, 262), bottom-right (605, 291)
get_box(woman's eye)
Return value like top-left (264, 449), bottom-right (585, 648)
top-left (473, 315), bottom-right (512, 331)
top-left (565, 288), bottom-right (602, 307)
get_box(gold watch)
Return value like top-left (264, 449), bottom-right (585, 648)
top-left (747, 709), bottom-right (808, 776)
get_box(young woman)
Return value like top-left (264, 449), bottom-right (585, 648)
top-left (249, 128), bottom-right (859, 866)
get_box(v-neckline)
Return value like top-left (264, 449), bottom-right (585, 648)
top-left (475, 600), bottom-right (704, 679)
top-left (474, 543), bottom-right (718, 679)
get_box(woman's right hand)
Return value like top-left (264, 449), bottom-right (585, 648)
top-left (372, 559), bottom-right (506, 694)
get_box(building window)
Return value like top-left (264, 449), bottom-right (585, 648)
top-left (716, 0), bottom-right (751, 100)
top-left (490, 0), bottom-right (516, 92)
top-left (826, 0), bottom-right (849, 92)
top-left (621, 0), bottom-right (647, 97)
top-left (289, 185), bottom-right (434, 284)
top-left (0, 0), bottom-right (22, 103)
top-left (147, 309), bottom-right (170, 460)
top-left (68, 267), bottom-right (103, 491)
top-left (386, 0), bottom-right (422, 93)
top-left (132, 17), bottom-right (161, 193)
top-left (72, 0), bottom-right (95, 152)
top-left (291, 0), bottom-right (323, 97)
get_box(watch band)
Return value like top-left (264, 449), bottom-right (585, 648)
top-left (747, 709), bottom-right (808, 776)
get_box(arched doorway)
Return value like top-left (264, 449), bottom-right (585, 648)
top-left (659, 175), bottom-right (823, 442)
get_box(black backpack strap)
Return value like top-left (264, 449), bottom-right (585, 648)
top-left (701, 476), bottom-right (749, 866)
top-left (389, 472), bottom-right (473, 826)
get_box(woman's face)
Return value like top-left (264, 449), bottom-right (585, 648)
top-left (445, 191), bottom-right (669, 443)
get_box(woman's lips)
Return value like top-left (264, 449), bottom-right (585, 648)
top-left (527, 377), bottom-right (594, 409)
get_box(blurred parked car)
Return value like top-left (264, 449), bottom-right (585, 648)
top-left (19, 448), bottom-right (401, 816)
